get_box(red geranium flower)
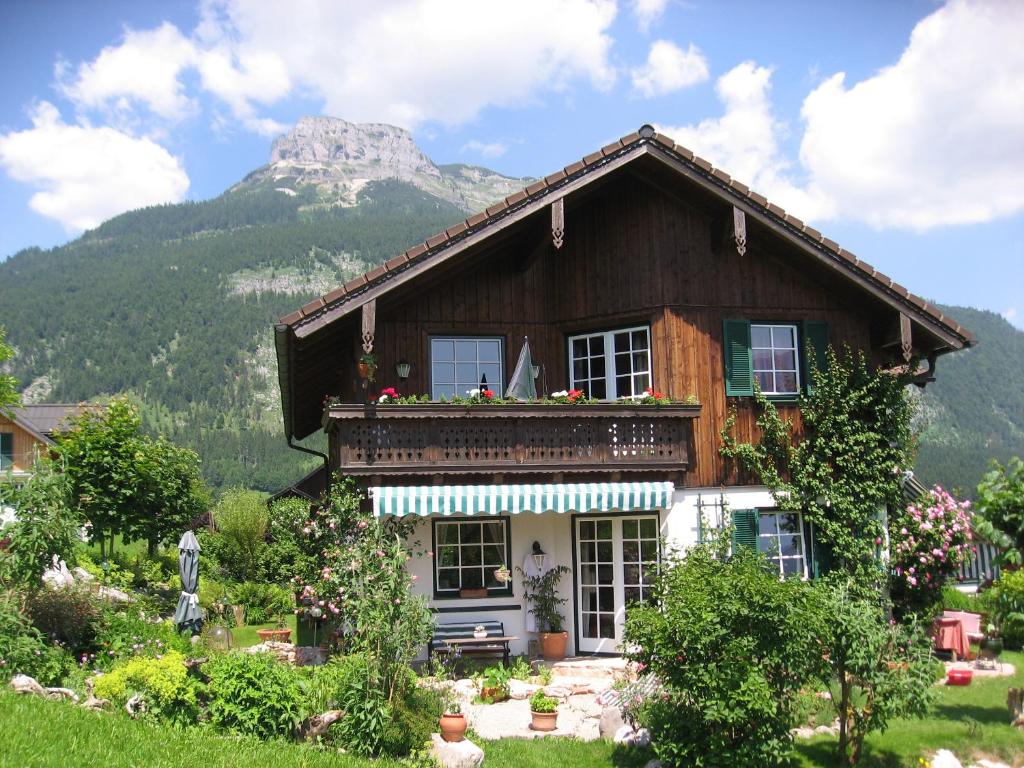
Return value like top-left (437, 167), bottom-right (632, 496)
top-left (482, 389), bottom-right (495, 399)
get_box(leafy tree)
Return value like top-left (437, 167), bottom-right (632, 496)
top-left (973, 456), bottom-right (1024, 566)
top-left (622, 544), bottom-right (827, 767)
top-left (818, 581), bottom-right (935, 766)
top-left (0, 326), bottom-right (19, 417)
top-left (210, 488), bottom-right (268, 581)
top-left (56, 397), bottom-right (209, 556)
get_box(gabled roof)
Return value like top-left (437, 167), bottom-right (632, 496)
top-left (4, 403), bottom-right (99, 445)
top-left (277, 124), bottom-right (973, 349)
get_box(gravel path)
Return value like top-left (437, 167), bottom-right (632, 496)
top-left (465, 692), bottom-right (603, 741)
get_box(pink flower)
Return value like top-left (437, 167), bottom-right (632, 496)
top-left (357, 520), bottom-right (368, 530)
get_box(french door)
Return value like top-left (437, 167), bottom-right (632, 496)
top-left (575, 515), bottom-right (660, 654)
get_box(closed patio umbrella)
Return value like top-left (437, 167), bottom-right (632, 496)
top-left (173, 530), bottom-right (203, 634)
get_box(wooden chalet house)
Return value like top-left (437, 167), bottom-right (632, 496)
top-left (274, 125), bottom-right (972, 656)
top-left (1, 405), bottom-right (91, 484)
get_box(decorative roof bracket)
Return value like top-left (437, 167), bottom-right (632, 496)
top-left (551, 197), bottom-right (565, 250)
top-left (732, 206), bottom-right (747, 256)
top-left (361, 298), bottom-right (376, 355)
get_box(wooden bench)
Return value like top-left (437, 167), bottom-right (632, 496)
top-left (428, 620), bottom-right (517, 667)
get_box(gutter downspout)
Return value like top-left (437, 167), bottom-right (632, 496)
top-left (275, 322), bottom-right (331, 503)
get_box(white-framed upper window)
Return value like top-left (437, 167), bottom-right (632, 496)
top-left (568, 326), bottom-right (651, 400)
top-left (751, 324), bottom-right (800, 396)
top-left (430, 337), bottom-right (503, 400)
top-left (757, 511), bottom-right (807, 578)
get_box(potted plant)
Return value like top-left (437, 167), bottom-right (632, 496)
top-left (256, 612), bottom-right (292, 643)
top-left (357, 352), bottom-right (378, 382)
top-left (477, 664), bottom-right (511, 704)
top-left (529, 689), bottom-right (559, 731)
top-left (493, 564), bottom-right (512, 584)
top-left (439, 696), bottom-right (467, 742)
top-left (980, 621), bottom-right (1004, 661)
top-left (518, 564), bottom-right (571, 660)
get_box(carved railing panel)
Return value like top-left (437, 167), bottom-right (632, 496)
top-left (327, 404), bottom-right (699, 475)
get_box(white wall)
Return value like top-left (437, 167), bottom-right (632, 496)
top-left (402, 485), bottom-right (778, 658)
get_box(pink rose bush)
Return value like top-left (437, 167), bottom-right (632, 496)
top-left (890, 485), bottom-right (973, 616)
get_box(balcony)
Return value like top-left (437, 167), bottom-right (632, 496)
top-left (324, 403), bottom-right (699, 476)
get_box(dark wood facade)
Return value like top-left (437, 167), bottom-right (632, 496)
top-left (277, 140), bottom-right (970, 490)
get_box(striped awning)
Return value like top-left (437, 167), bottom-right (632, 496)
top-left (371, 482), bottom-right (674, 518)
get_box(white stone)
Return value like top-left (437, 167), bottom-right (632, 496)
top-left (72, 567), bottom-right (95, 582)
top-left (931, 750), bottom-right (963, 768)
top-left (792, 727), bottom-right (816, 740)
top-left (10, 675), bottom-right (45, 696)
top-left (599, 706), bottom-right (625, 739)
top-left (509, 679), bottom-right (540, 700)
top-left (430, 733), bottom-right (484, 768)
top-left (643, 761), bottom-right (664, 768)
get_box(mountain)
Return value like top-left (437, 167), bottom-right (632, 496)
top-left (912, 305), bottom-right (1024, 496)
top-left (0, 118), bottom-right (1019, 497)
top-left (0, 117), bottom-right (529, 491)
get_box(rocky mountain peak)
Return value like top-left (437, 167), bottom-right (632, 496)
top-left (255, 116), bottom-right (531, 213)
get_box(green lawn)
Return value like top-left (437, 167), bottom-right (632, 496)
top-left (2, 653), bottom-right (1022, 767)
top-left (230, 614), bottom-right (298, 648)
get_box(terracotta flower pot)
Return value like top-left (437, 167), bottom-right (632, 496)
top-left (539, 631), bottom-right (568, 661)
top-left (256, 628), bottom-right (292, 643)
top-left (530, 710), bottom-right (558, 732)
top-left (439, 713), bottom-right (467, 742)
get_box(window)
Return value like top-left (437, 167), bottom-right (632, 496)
top-left (568, 326), bottom-right (651, 400)
top-left (722, 319), bottom-right (829, 397)
top-left (757, 511), bottom-right (807, 578)
top-left (433, 518), bottom-right (512, 597)
top-left (0, 432), bottom-right (11, 471)
top-left (430, 337), bottom-right (503, 400)
top-left (751, 324), bottom-right (800, 395)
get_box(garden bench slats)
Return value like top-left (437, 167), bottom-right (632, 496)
top-left (429, 620), bottom-right (512, 666)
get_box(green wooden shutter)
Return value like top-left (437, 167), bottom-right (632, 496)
top-left (723, 319), bottom-right (753, 396)
top-left (802, 320), bottom-right (829, 394)
top-left (0, 432), bottom-right (12, 471)
top-left (731, 509), bottom-right (758, 552)
top-left (808, 521), bottom-right (832, 578)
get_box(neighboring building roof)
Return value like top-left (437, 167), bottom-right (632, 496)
top-left (5, 403), bottom-right (99, 446)
top-left (269, 464), bottom-right (327, 504)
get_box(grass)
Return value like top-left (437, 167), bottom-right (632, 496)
top-left (230, 614), bottom-right (298, 648)
top-left (0, 691), bottom-right (396, 768)
top-left (2, 652), bottom-right (1021, 767)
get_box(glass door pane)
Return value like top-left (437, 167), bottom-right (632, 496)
top-left (578, 519), bottom-right (615, 642)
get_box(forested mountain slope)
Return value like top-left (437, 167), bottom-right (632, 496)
top-left (913, 305), bottom-right (1024, 496)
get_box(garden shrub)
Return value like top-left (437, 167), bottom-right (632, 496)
top-left (817, 580), bottom-right (935, 766)
top-left (26, 587), bottom-right (102, 656)
top-left (210, 489), bottom-right (269, 582)
top-left (992, 569), bottom-right (1024, 649)
top-left (92, 602), bottom-right (193, 669)
top-left (204, 651), bottom-right (305, 739)
top-left (622, 544), bottom-right (827, 767)
top-left (0, 593), bottom-right (73, 685)
top-left (92, 650), bottom-right (201, 727)
top-left (308, 653), bottom-right (389, 755)
top-left (230, 582), bottom-right (293, 625)
top-left (940, 585), bottom-right (978, 613)
top-left (973, 456), bottom-right (1024, 567)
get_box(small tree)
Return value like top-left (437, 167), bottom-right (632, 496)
top-left (973, 457), bottom-right (1024, 567)
top-left (818, 580), bottom-right (935, 766)
top-left (210, 488), bottom-right (269, 581)
top-left (56, 397), bottom-right (210, 556)
top-left (623, 544), bottom-right (827, 767)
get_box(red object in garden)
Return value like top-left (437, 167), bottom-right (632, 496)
top-left (946, 668), bottom-right (973, 686)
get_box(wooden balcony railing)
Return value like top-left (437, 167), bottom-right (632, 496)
top-left (324, 403), bottom-right (699, 475)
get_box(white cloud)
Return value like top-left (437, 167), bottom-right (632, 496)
top-left (631, 40), bottom-right (708, 97)
top-left (632, 0), bottom-right (668, 31)
top-left (799, 0), bottom-right (1024, 230)
top-left (1005, 308), bottom-right (1021, 327)
top-left (55, 0), bottom-right (617, 135)
top-left (461, 140), bottom-right (509, 159)
top-left (0, 102), bottom-right (189, 232)
top-left (656, 62), bottom-right (833, 220)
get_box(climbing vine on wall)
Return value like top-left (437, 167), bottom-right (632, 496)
top-left (721, 346), bottom-right (915, 591)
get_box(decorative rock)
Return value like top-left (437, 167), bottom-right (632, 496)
top-left (814, 724), bottom-right (837, 735)
top-left (97, 586), bottom-right (133, 603)
top-left (430, 732), bottom-right (485, 768)
top-left (543, 684), bottom-right (572, 699)
top-left (931, 751), bottom-right (964, 768)
top-left (10, 675), bottom-right (45, 696)
top-left (643, 760), bottom-right (664, 768)
top-left (792, 727), bottom-right (817, 740)
top-left (599, 706), bottom-right (625, 739)
top-left (453, 678), bottom-right (478, 697)
top-left (613, 724), bottom-right (651, 746)
top-left (509, 679), bottom-right (540, 700)
top-left (72, 567), bottom-right (95, 582)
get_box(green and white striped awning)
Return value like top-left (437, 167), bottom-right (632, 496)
top-left (371, 482), bottom-right (674, 518)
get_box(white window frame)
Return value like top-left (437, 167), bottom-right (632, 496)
top-left (751, 323), bottom-right (801, 396)
top-left (432, 518), bottom-right (513, 597)
top-left (567, 326), bottom-right (652, 401)
top-left (429, 336), bottom-right (504, 400)
top-left (757, 510), bottom-right (808, 579)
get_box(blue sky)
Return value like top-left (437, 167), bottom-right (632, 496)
top-left (1, 0), bottom-right (1021, 327)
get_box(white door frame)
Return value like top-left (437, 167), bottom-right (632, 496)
top-left (572, 512), bottom-right (661, 655)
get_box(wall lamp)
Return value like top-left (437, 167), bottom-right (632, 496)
top-left (395, 359), bottom-right (412, 381)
